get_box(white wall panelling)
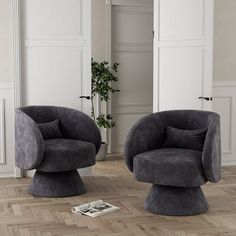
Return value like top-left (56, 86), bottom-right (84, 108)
top-left (0, 84), bottom-right (15, 177)
top-left (0, 0), bottom-right (23, 178)
top-left (110, 1), bottom-right (153, 153)
top-left (213, 81), bottom-right (236, 166)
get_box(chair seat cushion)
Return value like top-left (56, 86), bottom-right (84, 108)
top-left (38, 139), bottom-right (96, 172)
top-left (133, 148), bottom-right (207, 187)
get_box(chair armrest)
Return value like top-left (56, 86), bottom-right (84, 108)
top-left (15, 109), bottom-right (44, 170)
top-left (57, 108), bottom-right (101, 154)
top-left (124, 114), bottom-right (166, 172)
top-left (202, 113), bottom-right (221, 183)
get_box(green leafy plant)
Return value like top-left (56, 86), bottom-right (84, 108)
top-left (91, 58), bottom-right (120, 129)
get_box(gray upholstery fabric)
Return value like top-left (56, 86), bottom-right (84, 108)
top-left (57, 107), bottom-right (101, 153)
top-left (15, 105), bottom-right (101, 197)
top-left (202, 114), bottom-right (221, 183)
top-left (15, 110), bottom-right (44, 170)
top-left (134, 148), bottom-right (207, 187)
top-left (124, 115), bottom-right (166, 172)
top-left (19, 106), bottom-right (58, 123)
top-left (38, 120), bottom-right (62, 140)
top-left (28, 170), bottom-right (86, 197)
top-left (145, 185), bottom-right (208, 216)
top-left (163, 126), bottom-right (206, 151)
top-left (124, 110), bottom-right (221, 183)
top-left (20, 106), bottom-right (101, 153)
top-left (38, 139), bottom-right (96, 172)
top-left (124, 110), bottom-right (221, 216)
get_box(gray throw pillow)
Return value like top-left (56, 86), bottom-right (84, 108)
top-left (38, 120), bottom-right (62, 140)
top-left (163, 126), bottom-right (207, 151)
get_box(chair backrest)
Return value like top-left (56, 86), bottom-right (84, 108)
top-left (18, 106), bottom-right (101, 154)
top-left (15, 109), bottom-right (45, 170)
top-left (124, 110), bottom-right (221, 182)
top-left (152, 111), bottom-right (221, 182)
top-left (19, 106), bottom-right (58, 123)
top-left (157, 110), bottom-right (212, 130)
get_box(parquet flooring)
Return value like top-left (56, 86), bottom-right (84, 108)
top-left (0, 156), bottom-right (236, 235)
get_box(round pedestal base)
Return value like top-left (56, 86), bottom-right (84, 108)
top-left (28, 170), bottom-right (86, 197)
top-left (144, 185), bottom-right (208, 216)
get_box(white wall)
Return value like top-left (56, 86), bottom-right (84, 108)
top-left (0, 0), bottom-right (13, 83)
top-left (214, 0), bottom-right (236, 81)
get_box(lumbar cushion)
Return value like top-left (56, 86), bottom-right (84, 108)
top-left (163, 126), bottom-right (206, 151)
top-left (38, 120), bottom-right (62, 140)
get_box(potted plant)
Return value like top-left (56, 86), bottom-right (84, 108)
top-left (91, 58), bottom-right (120, 161)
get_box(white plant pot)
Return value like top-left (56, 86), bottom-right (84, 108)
top-left (96, 143), bottom-right (108, 161)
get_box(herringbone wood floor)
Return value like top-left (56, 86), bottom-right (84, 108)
top-left (1, 156), bottom-right (236, 236)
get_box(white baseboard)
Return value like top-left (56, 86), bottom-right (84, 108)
top-left (0, 172), bottom-right (16, 178)
top-left (222, 161), bottom-right (236, 167)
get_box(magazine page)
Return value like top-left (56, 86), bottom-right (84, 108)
top-left (71, 200), bottom-right (120, 217)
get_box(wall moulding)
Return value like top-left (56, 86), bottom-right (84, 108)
top-left (213, 81), bottom-right (236, 166)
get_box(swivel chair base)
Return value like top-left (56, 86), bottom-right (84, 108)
top-left (144, 184), bottom-right (208, 216)
top-left (28, 170), bottom-right (86, 197)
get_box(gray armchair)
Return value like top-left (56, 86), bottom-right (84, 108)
top-left (124, 110), bottom-right (221, 216)
top-left (15, 106), bottom-right (101, 197)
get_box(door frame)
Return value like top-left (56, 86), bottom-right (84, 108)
top-left (104, 0), bottom-right (112, 153)
top-left (12, 0), bottom-right (22, 178)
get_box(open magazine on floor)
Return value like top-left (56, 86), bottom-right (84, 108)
top-left (71, 200), bottom-right (120, 217)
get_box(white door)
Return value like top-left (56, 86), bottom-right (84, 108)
top-left (153, 0), bottom-right (214, 112)
top-left (111, 0), bottom-right (153, 153)
top-left (21, 0), bottom-right (91, 115)
top-left (20, 0), bottom-right (92, 176)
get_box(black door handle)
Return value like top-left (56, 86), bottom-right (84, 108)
top-left (79, 96), bottom-right (91, 100)
top-left (198, 97), bottom-right (212, 101)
